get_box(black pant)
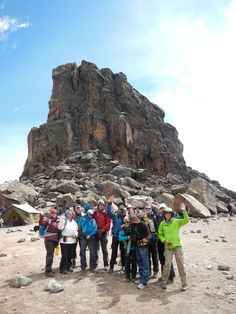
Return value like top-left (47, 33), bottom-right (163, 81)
top-left (110, 236), bottom-right (125, 269)
top-left (60, 243), bottom-right (77, 271)
top-left (125, 249), bottom-right (137, 279)
top-left (44, 239), bottom-right (58, 272)
top-left (80, 237), bottom-right (97, 271)
top-left (149, 237), bottom-right (158, 273)
top-left (157, 239), bottom-right (175, 281)
top-left (95, 232), bottom-right (109, 267)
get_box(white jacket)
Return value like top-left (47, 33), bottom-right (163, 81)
top-left (58, 218), bottom-right (78, 244)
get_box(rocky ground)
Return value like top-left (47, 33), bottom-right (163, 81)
top-left (0, 216), bottom-right (235, 314)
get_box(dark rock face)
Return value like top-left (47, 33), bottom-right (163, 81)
top-left (21, 60), bottom-right (187, 179)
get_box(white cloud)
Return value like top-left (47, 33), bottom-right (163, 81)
top-left (0, 15), bottom-right (29, 41)
top-left (0, 148), bottom-right (27, 184)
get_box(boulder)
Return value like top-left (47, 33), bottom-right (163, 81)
top-left (97, 180), bottom-right (130, 200)
top-left (111, 165), bottom-right (132, 177)
top-left (216, 201), bottom-right (228, 214)
top-left (57, 180), bottom-right (80, 194)
top-left (44, 279), bottom-right (64, 293)
top-left (186, 178), bottom-right (217, 214)
top-left (0, 180), bottom-right (38, 208)
top-left (125, 195), bottom-right (154, 209)
top-left (156, 193), bottom-right (175, 208)
top-left (118, 177), bottom-right (140, 189)
top-left (11, 275), bottom-right (32, 288)
top-left (171, 183), bottom-right (188, 195)
top-left (174, 193), bottom-right (211, 218)
top-left (56, 193), bottom-right (76, 207)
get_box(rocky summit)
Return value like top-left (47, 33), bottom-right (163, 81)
top-left (1, 60), bottom-right (236, 217)
top-left (21, 60), bottom-right (187, 179)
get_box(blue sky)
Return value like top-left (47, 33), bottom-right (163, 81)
top-left (0, 0), bottom-right (235, 191)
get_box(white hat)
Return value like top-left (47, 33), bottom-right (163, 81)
top-left (159, 203), bottom-right (167, 210)
top-left (127, 204), bottom-right (132, 208)
top-left (97, 199), bottom-right (105, 205)
top-left (163, 207), bottom-right (173, 213)
top-left (87, 209), bottom-right (94, 215)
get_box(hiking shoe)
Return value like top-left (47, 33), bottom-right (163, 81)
top-left (120, 266), bottom-right (125, 273)
top-left (160, 282), bottom-right (167, 289)
top-left (138, 283), bottom-right (146, 290)
top-left (152, 271), bottom-right (158, 278)
top-left (45, 271), bottom-right (55, 277)
top-left (126, 278), bottom-right (131, 282)
top-left (104, 265), bottom-right (109, 271)
top-left (131, 278), bottom-right (136, 282)
top-left (108, 267), bottom-right (114, 274)
top-left (181, 284), bottom-right (187, 291)
top-left (167, 279), bottom-right (174, 284)
top-left (157, 277), bottom-right (163, 282)
top-left (134, 279), bottom-right (140, 284)
top-left (68, 267), bottom-right (74, 273)
top-left (90, 269), bottom-right (96, 273)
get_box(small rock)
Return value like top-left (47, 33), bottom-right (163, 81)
top-left (11, 275), bottom-right (32, 288)
top-left (17, 229), bottom-right (23, 232)
top-left (203, 235), bottom-right (208, 238)
top-left (5, 296), bottom-right (9, 301)
top-left (183, 230), bottom-right (187, 234)
top-left (218, 264), bottom-right (230, 271)
top-left (203, 219), bottom-right (210, 223)
top-left (207, 265), bottom-right (213, 270)
top-left (190, 230), bottom-right (196, 233)
top-left (190, 218), bottom-right (198, 223)
top-left (228, 218), bottom-right (233, 221)
top-left (44, 279), bottom-right (64, 293)
top-left (196, 229), bottom-right (202, 233)
top-left (222, 239), bottom-right (228, 243)
top-left (214, 239), bottom-right (219, 242)
top-left (206, 240), bottom-right (210, 243)
top-left (219, 236), bottom-right (225, 239)
top-left (31, 236), bottom-right (39, 242)
top-left (17, 238), bottom-right (26, 243)
top-left (226, 275), bottom-right (234, 280)
top-left (222, 271), bottom-right (229, 275)
top-left (0, 253), bottom-right (7, 257)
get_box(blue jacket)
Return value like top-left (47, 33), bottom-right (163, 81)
top-left (80, 215), bottom-right (97, 238)
top-left (107, 203), bottom-right (124, 238)
top-left (118, 226), bottom-right (136, 251)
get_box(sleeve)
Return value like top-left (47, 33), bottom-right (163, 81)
top-left (58, 218), bottom-right (66, 231)
top-left (107, 203), bottom-right (116, 222)
top-left (178, 210), bottom-right (189, 227)
top-left (118, 229), bottom-right (129, 242)
top-left (158, 222), bottom-right (166, 243)
top-left (89, 219), bottom-right (98, 237)
top-left (101, 214), bottom-right (111, 233)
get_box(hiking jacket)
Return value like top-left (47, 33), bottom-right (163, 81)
top-left (107, 203), bottom-right (123, 238)
top-left (58, 218), bottom-right (78, 244)
top-left (94, 209), bottom-right (111, 234)
top-left (80, 215), bottom-right (97, 238)
top-left (131, 222), bottom-right (150, 246)
top-left (118, 226), bottom-right (136, 251)
top-left (158, 210), bottom-right (189, 249)
top-left (41, 215), bottom-right (59, 242)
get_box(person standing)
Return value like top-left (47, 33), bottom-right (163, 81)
top-left (80, 209), bottom-right (97, 273)
top-left (58, 209), bottom-right (78, 274)
top-left (130, 215), bottom-right (150, 290)
top-left (94, 199), bottom-right (111, 271)
top-left (156, 203), bottom-right (176, 283)
top-left (158, 203), bottom-right (189, 291)
top-left (107, 201), bottom-right (126, 273)
top-left (41, 208), bottom-right (59, 277)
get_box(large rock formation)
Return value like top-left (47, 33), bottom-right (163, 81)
top-left (21, 61), bottom-right (187, 179)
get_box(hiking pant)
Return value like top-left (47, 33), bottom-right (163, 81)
top-left (59, 243), bottom-right (77, 271)
top-left (125, 249), bottom-right (137, 280)
top-left (110, 236), bottom-right (125, 269)
top-left (149, 236), bottom-right (158, 273)
top-left (162, 247), bottom-right (187, 285)
top-left (157, 239), bottom-right (175, 281)
top-left (95, 232), bottom-right (109, 267)
top-left (44, 239), bottom-right (58, 272)
top-left (80, 237), bottom-right (96, 271)
top-left (136, 246), bottom-right (149, 285)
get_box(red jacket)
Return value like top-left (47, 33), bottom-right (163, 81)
top-left (94, 210), bottom-right (111, 233)
top-left (41, 215), bottom-right (59, 242)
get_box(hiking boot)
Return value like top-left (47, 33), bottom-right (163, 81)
top-left (90, 269), bottom-right (96, 273)
top-left (134, 279), bottom-right (140, 284)
top-left (104, 265), bottom-right (109, 271)
top-left (138, 283), bottom-right (146, 290)
top-left (152, 271), bottom-right (158, 278)
top-left (72, 259), bottom-right (76, 268)
top-left (120, 266), bottom-right (125, 273)
top-left (68, 267), bottom-right (74, 273)
top-left (45, 271), bottom-right (55, 277)
top-left (126, 278), bottom-right (131, 282)
top-left (108, 267), bottom-right (114, 274)
top-left (160, 281), bottom-right (167, 289)
top-left (167, 279), bottom-right (174, 284)
top-left (181, 284), bottom-right (187, 291)
top-left (60, 270), bottom-right (67, 274)
top-left (157, 277), bottom-right (163, 282)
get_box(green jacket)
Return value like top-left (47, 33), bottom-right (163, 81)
top-left (158, 211), bottom-right (189, 249)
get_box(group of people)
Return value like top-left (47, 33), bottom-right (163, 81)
top-left (40, 199), bottom-right (189, 291)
